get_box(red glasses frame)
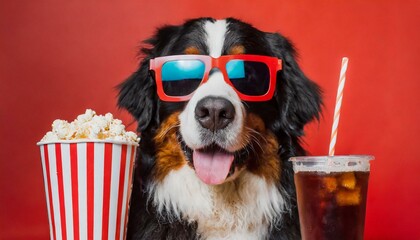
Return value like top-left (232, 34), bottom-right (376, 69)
top-left (149, 54), bottom-right (282, 102)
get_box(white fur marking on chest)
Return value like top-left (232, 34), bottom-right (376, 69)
top-left (149, 165), bottom-right (287, 239)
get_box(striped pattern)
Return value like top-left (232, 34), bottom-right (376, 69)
top-left (39, 142), bottom-right (136, 240)
top-left (329, 57), bottom-right (349, 156)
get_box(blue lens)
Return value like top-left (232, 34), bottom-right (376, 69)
top-left (162, 60), bottom-right (205, 81)
top-left (160, 60), bottom-right (205, 96)
top-left (227, 60), bottom-right (270, 96)
top-left (226, 60), bottom-right (245, 79)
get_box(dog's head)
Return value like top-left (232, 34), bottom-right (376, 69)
top-left (118, 18), bottom-right (321, 186)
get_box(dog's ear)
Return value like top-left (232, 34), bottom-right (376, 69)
top-left (117, 60), bottom-right (157, 132)
top-left (118, 25), bottom-right (182, 132)
top-left (265, 33), bottom-right (322, 136)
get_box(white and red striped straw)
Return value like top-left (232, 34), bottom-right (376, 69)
top-left (39, 141), bottom-right (136, 240)
top-left (329, 57), bottom-right (349, 156)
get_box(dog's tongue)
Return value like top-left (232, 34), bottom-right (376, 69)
top-left (193, 148), bottom-right (234, 185)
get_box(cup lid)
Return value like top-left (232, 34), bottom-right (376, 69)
top-left (289, 155), bottom-right (374, 173)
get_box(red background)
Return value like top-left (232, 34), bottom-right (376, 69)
top-left (1, 0), bottom-right (419, 239)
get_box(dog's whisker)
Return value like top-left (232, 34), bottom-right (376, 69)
top-left (244, 127), bottom-right (266, 154)
top-left (246, 127), bottom-right (268, 144)
top-left (156, 123), bottom-right (180, 140)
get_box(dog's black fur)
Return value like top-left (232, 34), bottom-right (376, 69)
top-left (118, 17), bottom-right (322, 240)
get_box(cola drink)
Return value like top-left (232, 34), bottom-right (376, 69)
top-left (290, 156), bottom-right (373, 240)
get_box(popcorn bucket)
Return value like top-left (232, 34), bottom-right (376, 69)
top-left (37, 140), bottom-right (138, 240)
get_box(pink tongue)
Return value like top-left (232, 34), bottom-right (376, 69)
top-left (193, 149), bottom-right (234, 185)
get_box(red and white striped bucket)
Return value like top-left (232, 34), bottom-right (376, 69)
top-left (37, 140), bottom-right (137, 240)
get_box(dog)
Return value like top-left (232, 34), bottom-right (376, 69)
top-left (118, 17), bottom-right (322, 240)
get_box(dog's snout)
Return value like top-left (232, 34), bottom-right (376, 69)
top-left (195, 97), bottom-right (235, 131)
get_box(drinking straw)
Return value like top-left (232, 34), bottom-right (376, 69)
top-left (329, 57), bottom-right (349, 156)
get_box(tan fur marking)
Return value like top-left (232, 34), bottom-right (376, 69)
top-left (153, 112), bottom-right (186, 182)
top-left (228, 45), bottom-right (245, 55)
top-left (184, 46), bottom-right (201, 55)
top-left (244, 113), bottom-right (281, 183)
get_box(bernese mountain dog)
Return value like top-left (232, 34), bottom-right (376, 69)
top-left (118, 17), bottom-right (322, 240)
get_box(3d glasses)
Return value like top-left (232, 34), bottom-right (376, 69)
top-left (149, 54), bottom-right (282, 102)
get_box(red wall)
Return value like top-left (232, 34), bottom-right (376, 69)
top-left (1, 0), bottom-right (419, 239)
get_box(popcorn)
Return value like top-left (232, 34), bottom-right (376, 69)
top-left (40, 109), bottom-right (139, 143)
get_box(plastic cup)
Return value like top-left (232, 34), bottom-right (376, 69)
top-left (289, 155), bottom-right (374, 240)
top-left (37, 140), bottom-right (138, 240)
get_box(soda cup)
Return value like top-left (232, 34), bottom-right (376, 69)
top-left (37, 140), bottom-right (137, 240)
top-left (290, 155), bottom-right (374, 240)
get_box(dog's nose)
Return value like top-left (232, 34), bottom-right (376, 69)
top-left (195, 97), bottom-right (235, 131)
